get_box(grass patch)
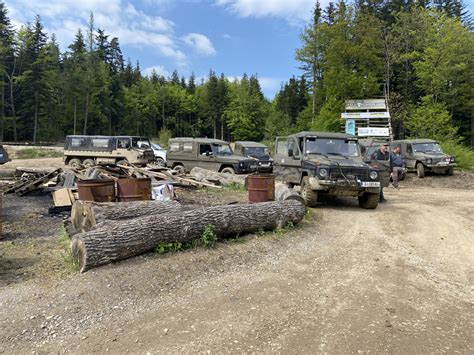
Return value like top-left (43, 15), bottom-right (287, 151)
top-left (17, 148), bottom-right (63, 159)
top-left (57, 226), bottom-right (80, 272)
top-left (441, 140), bottom-right (474, 171)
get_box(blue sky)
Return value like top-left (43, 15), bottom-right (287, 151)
top-left (4, 1), bottom-right (474, 99)
top-left (4, 0), bottom-right (319, 98)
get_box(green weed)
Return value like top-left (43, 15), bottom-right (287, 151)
top-left (201, 224), bottom-right (218, 248)
top-left (57, 227), bottom-right (80, 272)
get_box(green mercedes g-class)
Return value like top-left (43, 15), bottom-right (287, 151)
top-left (166, 138), bottom-right (257, 174)
top-left (273, 131), bottom-right (381, 209)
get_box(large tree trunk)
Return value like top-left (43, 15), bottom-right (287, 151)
top-left (72, 200), bottom-right (305, 272)
top-left (70, 200), bottom-right (185, 235)
top-left (83, 91), bottom-right (89, 135)
top-left (33, 91), bottom-right (39, 142)
top-left (73, 96), bottom-right (77, 135)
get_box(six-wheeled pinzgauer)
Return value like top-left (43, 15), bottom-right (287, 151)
top-left (233, 141), bottom-right (273, 173)
top-left (391, 139), bottom-right (455, 178)
top-left (166, 138), bottom-right (258, 174)
top-left (63, 135), bottom-right (155, 168)
top-left (273, 132), bottom-right (381, 209)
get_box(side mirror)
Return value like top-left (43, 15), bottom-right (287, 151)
top-left (288, 149), bottom-right (293, 157)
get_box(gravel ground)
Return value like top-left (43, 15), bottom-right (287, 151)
top-left (0, 162), bottom-right (473, 353)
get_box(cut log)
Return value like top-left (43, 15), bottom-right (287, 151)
top-left (72, 200), bottom-right (305, 272)
top-left (189, 167), bottom-right (247, 186)
top-left (70, 199), bottom-right (185, 235)
top-left (275, 182), bottom-right (305, 204)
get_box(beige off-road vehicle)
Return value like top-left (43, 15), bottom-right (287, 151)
top-left (63, 135), bottom-right (155, 168)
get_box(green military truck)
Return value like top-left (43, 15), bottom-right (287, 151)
top-left (273, 131), bottom-right (381, 209)
top-left (166, 137), bottom-right (257, 174)
top-left (391, 139), bottom-right (455, 178)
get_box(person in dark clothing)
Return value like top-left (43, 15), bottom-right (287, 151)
top-left (390, 145), bottom-right (404, 188)
top-left (371, 144), bottom-right (390, 202)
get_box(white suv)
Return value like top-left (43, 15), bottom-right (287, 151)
top-left (150, 143), bottom-right (167, 166)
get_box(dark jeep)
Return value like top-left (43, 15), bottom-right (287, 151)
top-left (391, 139), bottom-right (455, 178)
top-left (233, 141), bottom-right (273, 173)
top-left (166, 138), bottom-right (257, 174)
top-left (0, 145), bottom-right (9, 164)
top-left (273, 132), bottom-right (381, 209)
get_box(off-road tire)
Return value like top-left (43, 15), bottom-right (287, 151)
top-left (155, 157), bottom-right (165, 167)
top-left (173, 164), bottom-right (185, 174)
top-left (83, 158), bottom-right (95, 168)
top-left (416, 163), bottom-right (425, 178)
top-left (68, 158), bottom-right (81, 169)
top-left (446, 166), bottom-right (454, 176)
top-left (301, 176), bottom-right (318, 207)
top-left (358, 192), bottom-right (379, 209)
top-left (221, 167), bottom-right (235, 175)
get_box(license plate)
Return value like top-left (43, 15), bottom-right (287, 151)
top-left (250, 165), bottom-right (257, 169)
top-left (361, 181), bottom-right (380, 187)
top-left (438, 162), bottom-right (448, 166)
top-left (261, 163), bottom-right (270, 167)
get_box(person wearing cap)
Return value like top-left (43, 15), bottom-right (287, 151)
top-left (371, 144), bottom-right (389, 202)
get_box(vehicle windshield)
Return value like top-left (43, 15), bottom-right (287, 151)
top-left (212, 143), bottom-right (233, 156)
top-left (151, 143), bottom-right (163, 150)
top-left (132, 138), bottom-right (151, 149)
top-left (413, 142), bottom-right (443, 154)
top-left (245, 147), bottom-right (267, 157)
top-left (305, 137), bottom-right (359, 157)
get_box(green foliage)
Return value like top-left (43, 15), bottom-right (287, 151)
top-left (158, 128), bottom-right (172, 148)
top-left (406, 96), bottom-right (458, 142)
top-left (311, 97), bottom-right (344, 132)
top-left (201, 224), bottom-right (218, 248)
top-left (17, 148), bottom-right (63, 159)
top-left (441, 141), bottom-right (474, 171)
top-left (57, 227), bottom-right (79, 272)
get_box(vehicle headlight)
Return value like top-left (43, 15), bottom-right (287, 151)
top-left (258, 161), bottom-right (262, 165)
top-left (239, 162), bottom-right (243, 167)
top-left (318, 168), bottom-right (328, 178)
top-left (369, 171), bottom-right (378, 180)
top-left (426, 158), bottom-right (432, 164)
top-left (450, 157), bottom-right (455, 162)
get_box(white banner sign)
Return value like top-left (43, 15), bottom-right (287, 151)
top-left (358, 127), bottom-right (390, 137)
top-left (346, 99), bottom-right (386, 110)
top-left (341, 112), bottom-right (390, 119)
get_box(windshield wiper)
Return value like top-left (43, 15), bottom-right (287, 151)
top-left (327, 152), bottom-right (349, 159)
top-left (307, 152), bottom-right (329, 159)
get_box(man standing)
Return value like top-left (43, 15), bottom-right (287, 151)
top-left (371, 144), bottom-right (390, 202)
top-left (391, 145), bottom-right (404, 189)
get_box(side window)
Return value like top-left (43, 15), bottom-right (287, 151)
top-left (275, 138), bottom-right (288, 156)
top-left (169, 142), bottom-right (180, 152)
top-left (199, 144), bottom-right (213, 156)
top-left (183, 142), bottom-right (193, 152)
top-left (288, 138), bottom-right (300, 158)
top-left (117, 138), bottom-right (130, 149)
top-left (70, 138), bottom-right (86, 148)
top-left (91, 138), bottom-right (110, 148)
top-left (407, 144), bottom-right (412, 154)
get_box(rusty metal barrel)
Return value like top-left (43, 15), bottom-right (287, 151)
top-left (248, 174), bottom-right (275, 203)
top-left (116, 178), bottom-right (152, 202)
top-left (77, 179), bottom-right (115, 202)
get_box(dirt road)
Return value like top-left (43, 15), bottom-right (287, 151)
top-left (1, 184), bottom-right (473, 353)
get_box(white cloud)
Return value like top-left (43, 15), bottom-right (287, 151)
top-left (182, 33), bottom-right (216, 56)
top-left (143, 65), bottom-right (170, 77)
top-left (216, 0), bottom-right (319, 24)
top-left (259, 77), bottom-right (283, 92)
top-left (4, 0), bottom-right (187, 64)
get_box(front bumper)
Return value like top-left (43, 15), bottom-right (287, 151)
top-left (425, 162), bottom-right (455, 171)
top-left (309, 176), bottom-right (380, 194)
